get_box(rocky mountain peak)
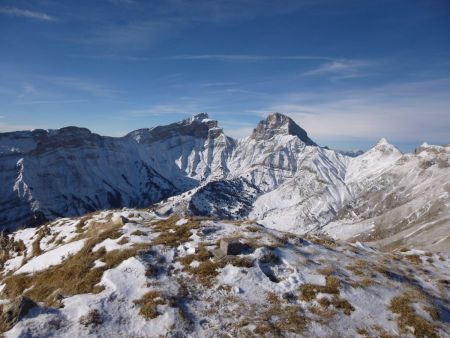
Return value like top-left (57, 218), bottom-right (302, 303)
top-left (127, 113), bottom-right (219, 144)
top-left (375, 137), bottom-right (390, 146)
top-left (251, 113), bottom-right (316, 145)
top-left (372, 137), bottom-right (401, 155)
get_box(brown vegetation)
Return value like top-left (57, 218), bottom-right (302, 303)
top-left (389, 292), bottom-right (438, 338)
top-left (134, 291), bottom-right (167, 319)
top-left (2, 223), bottom-right (148, 307)
top-left (130, 230), bottom-right (147, 237)
top-left (405, 254), bottom-right (422, 265)
top-left (152, 217), bottom-right (199, 247)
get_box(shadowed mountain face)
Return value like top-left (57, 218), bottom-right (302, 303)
top-left (0, 112), bottom-right (315, 230)
top-left (1, 113), bottom-right (449, 252)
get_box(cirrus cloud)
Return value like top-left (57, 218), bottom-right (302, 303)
top-left (0, 7), bottom-right (57, 22)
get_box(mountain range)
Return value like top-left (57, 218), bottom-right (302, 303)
top-left (1, 113), bottom-right (449, 251)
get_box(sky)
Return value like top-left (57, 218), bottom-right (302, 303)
top-left (0, 0), bottom-right (449, 151)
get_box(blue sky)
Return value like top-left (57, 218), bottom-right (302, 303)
top-left (0, 0), bottom-right (449, 151)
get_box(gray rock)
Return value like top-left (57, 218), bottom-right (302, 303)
top-left (251, 112), bottom-right (316, 145)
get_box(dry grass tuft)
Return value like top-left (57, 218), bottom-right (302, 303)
top-left (254, 292), bottom-right (308, 335)
top-left (2, 223), bottom-right (148, 307)
top-left (305, 234), bottom-right (336, 248)
top-left (178, 244), bottom-right (254, 286)
top-left (318, 295), bottom-right (354, 316)
top-left (330, 295), bottom-right (355, 315)
top-left (356, 327), bottom-right (369, 336)
top-left (75, 216), bottom-right (90, 234)
top-left (299, 276), bottom-right (354, 315)
top-left (117, 237), bottom-right (130, 245)
top-left (230, 256), bottom-right (254, 268)
top-left (405, 254), bottom-right (422, 265)
top-left (14, 240), bottom-right (26, 254)
top-left (346, 259), bottom-right (368, 276)
top-left (299, 275), bottom-right (341, 302)
top-left (31, 226), bottom-right (50, 257)
top-left (317, 265), bottom-right (334, 276)
top-left (389, 292), bottom-right (438, 338)
top-left (178, 244), bottom-right (226, 286)
top-left (130, 230), bottom-right (147, 237)
top-left (152, 217), bottom-right (199, 247)
top-left (134, 291), bottom-right (166, 319)
top-left (350, 277), bottom-right (374, 288)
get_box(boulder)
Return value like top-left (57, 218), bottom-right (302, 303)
top-left (213, 238), bottom-right (250, 259)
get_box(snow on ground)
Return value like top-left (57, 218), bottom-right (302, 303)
top-left (1, 210), bottom-right (449, 338)
top-left (15, 239), bottom-right (86, 274)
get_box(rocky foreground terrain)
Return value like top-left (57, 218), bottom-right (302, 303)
top-left (0, 210), bottom-right (448, 337)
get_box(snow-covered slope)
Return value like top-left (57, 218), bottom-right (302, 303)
top-left (0, 114), bottom-right (229, 230)
top-left (324, 142), bottom-right (450, 252)
top-left (0, 127), bottom-right (178, 230)
top-left (0, 210), bottom-right (448, 337)
top-left (0, 112), bottom-right (343, 231)
top-left (1, 113), bottom-right (449, 254)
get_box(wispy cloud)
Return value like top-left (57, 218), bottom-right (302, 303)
top-left (168, 54), bottom-right (334, 62)
top-left (71, 54), bottom-right (150, 62)
top-left (0, 7), bottom-right (57, 22)
top-left (17, 99), bottom-right (87, 105)
top-left (17, 84), bottom-right (38, 99)
top-left (81, 21), bottom-right (174, 50)
top-left (40, 76), bottom-right (118, 97)
top-left (256, 78), bottom-right (450, 143)
top-left (303, 59), bottom-right (372, 80)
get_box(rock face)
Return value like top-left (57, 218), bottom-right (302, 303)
top-left (0, 127), bottom-right (180, 230)
top-left (251, 112), bottom-right (316, 145)
top-left (188, 178), bottom-right (260, 219)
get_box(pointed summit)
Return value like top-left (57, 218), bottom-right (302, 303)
top-left (376, 137), bottom-right (389, 146)
top-left (251, 113), bottom-right (316, 145)
top-left (366, 138), bottom-right (402, 159)
top-left (373, 138), bottom-right (400, 152)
